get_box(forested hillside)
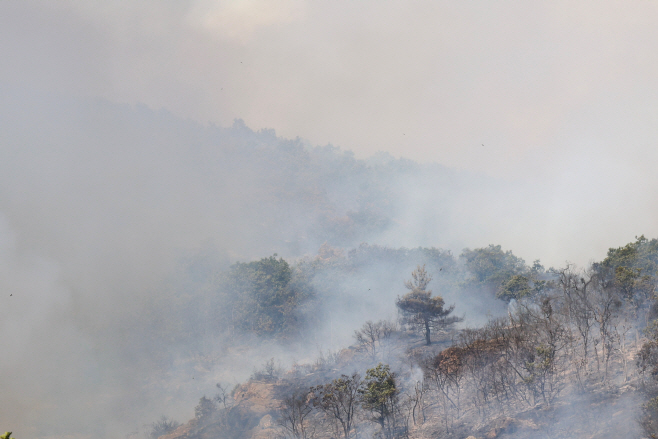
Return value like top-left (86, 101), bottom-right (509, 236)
top-left (0, 91), bottom-right (526, 438)
top-left (6, 2), bottom-right (658, 437)
top-left (144, 236), bottom-right (658, 439)
top-left (0, 86), bottom-right (506, 262)
top-left (2, 92), bottom-right (656, 439)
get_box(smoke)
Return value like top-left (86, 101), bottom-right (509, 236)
top-left (2, 1), bottom-right (658, 267)
top-left (2, 2), bottom-right (658, 436)
top-left (0, 86), bottom-right (502, 436)
top-left (0, 81), bottom-right (650, 438)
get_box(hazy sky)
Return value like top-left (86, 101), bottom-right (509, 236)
top-left (2, 1), bottom-right (657, 177)
top-left (1, 1), bottom-right (658, 261)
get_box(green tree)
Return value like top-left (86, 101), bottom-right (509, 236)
top-left (597, 235), bottom-right (658, 275)
top-left (496, 274), bottom-right (545, 302)
top-left (219, 255), bottom-right (314, 337)
top-left (460, 245), bottom-right (528, 294)
top-left (396, 265), bottom-right (461, 345)
top-left (593, 236), bottom-right (658, 305)
top-left (497, 275), bottom-right (532, 302)
top-left (311, 373), bottom-right (362, 438)
top-left (360, 364), bottom-right (400, 438)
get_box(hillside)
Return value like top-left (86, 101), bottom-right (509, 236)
top-left (0, 87), bottom-right (505, 262)
top-left (146, 236), bottom-right (658, 439)
top-left (2, 92), bottom-right (656, 438)
top-left (156, 326), bottom-right (644, 439)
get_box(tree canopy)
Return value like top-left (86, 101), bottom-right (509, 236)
top-left (460, 244), bottom-right (528, 293)
top-left (218, 255), bottom-right (315, 338)
top-left (396, 265), bottom-right (461, 345)
top-left (593, 235), bottom-right (658, 304)
top-left (360, 363), bottom-right (400, 436)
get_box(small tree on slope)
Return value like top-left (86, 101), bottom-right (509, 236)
top-left (396, 265), bottom-right (461, 345)
top-left (360, 363), bottom-right (401, 438)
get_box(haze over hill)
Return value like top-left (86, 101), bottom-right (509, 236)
top-left (0, 89), bottom-right (651, 438)
top-left (0, 89), bottom-right (509, 436)
top-left (3, 1), bottom-right (658, 264)
top-left (2, 2), bottom-right (658, 438)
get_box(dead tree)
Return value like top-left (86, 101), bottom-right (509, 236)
top-left (278, 388), bottom-right (316, 439)
top-left (403, 380), bottom-right (428, 427)
top-left (507, 296), bottom-right (568, 406)
top-left (558, 265), bottom-right (595, 379)
top-left (354, 320), bottom-right (397, 361)
top-left (424, 346), bottom-right (465, 432)
top-left (589, 274), bottom-right (622, 380)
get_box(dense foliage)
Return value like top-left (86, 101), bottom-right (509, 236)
top-left (159, 236), bottom-right (658, 439)
top-left (360, 364), bottom-right (401, 435)
top-left (594, 235), bottom-right (658, 305)
top-left (460, 244), bottom-right (528, 292)
top-left (216, 255), bottom-right (315, 338)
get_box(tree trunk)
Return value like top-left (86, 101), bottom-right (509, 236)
top-left (425, 319), bottom-right (431, 345)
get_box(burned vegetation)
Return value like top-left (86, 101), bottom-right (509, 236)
top-left (153, 236), bottom-right (658, 439)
